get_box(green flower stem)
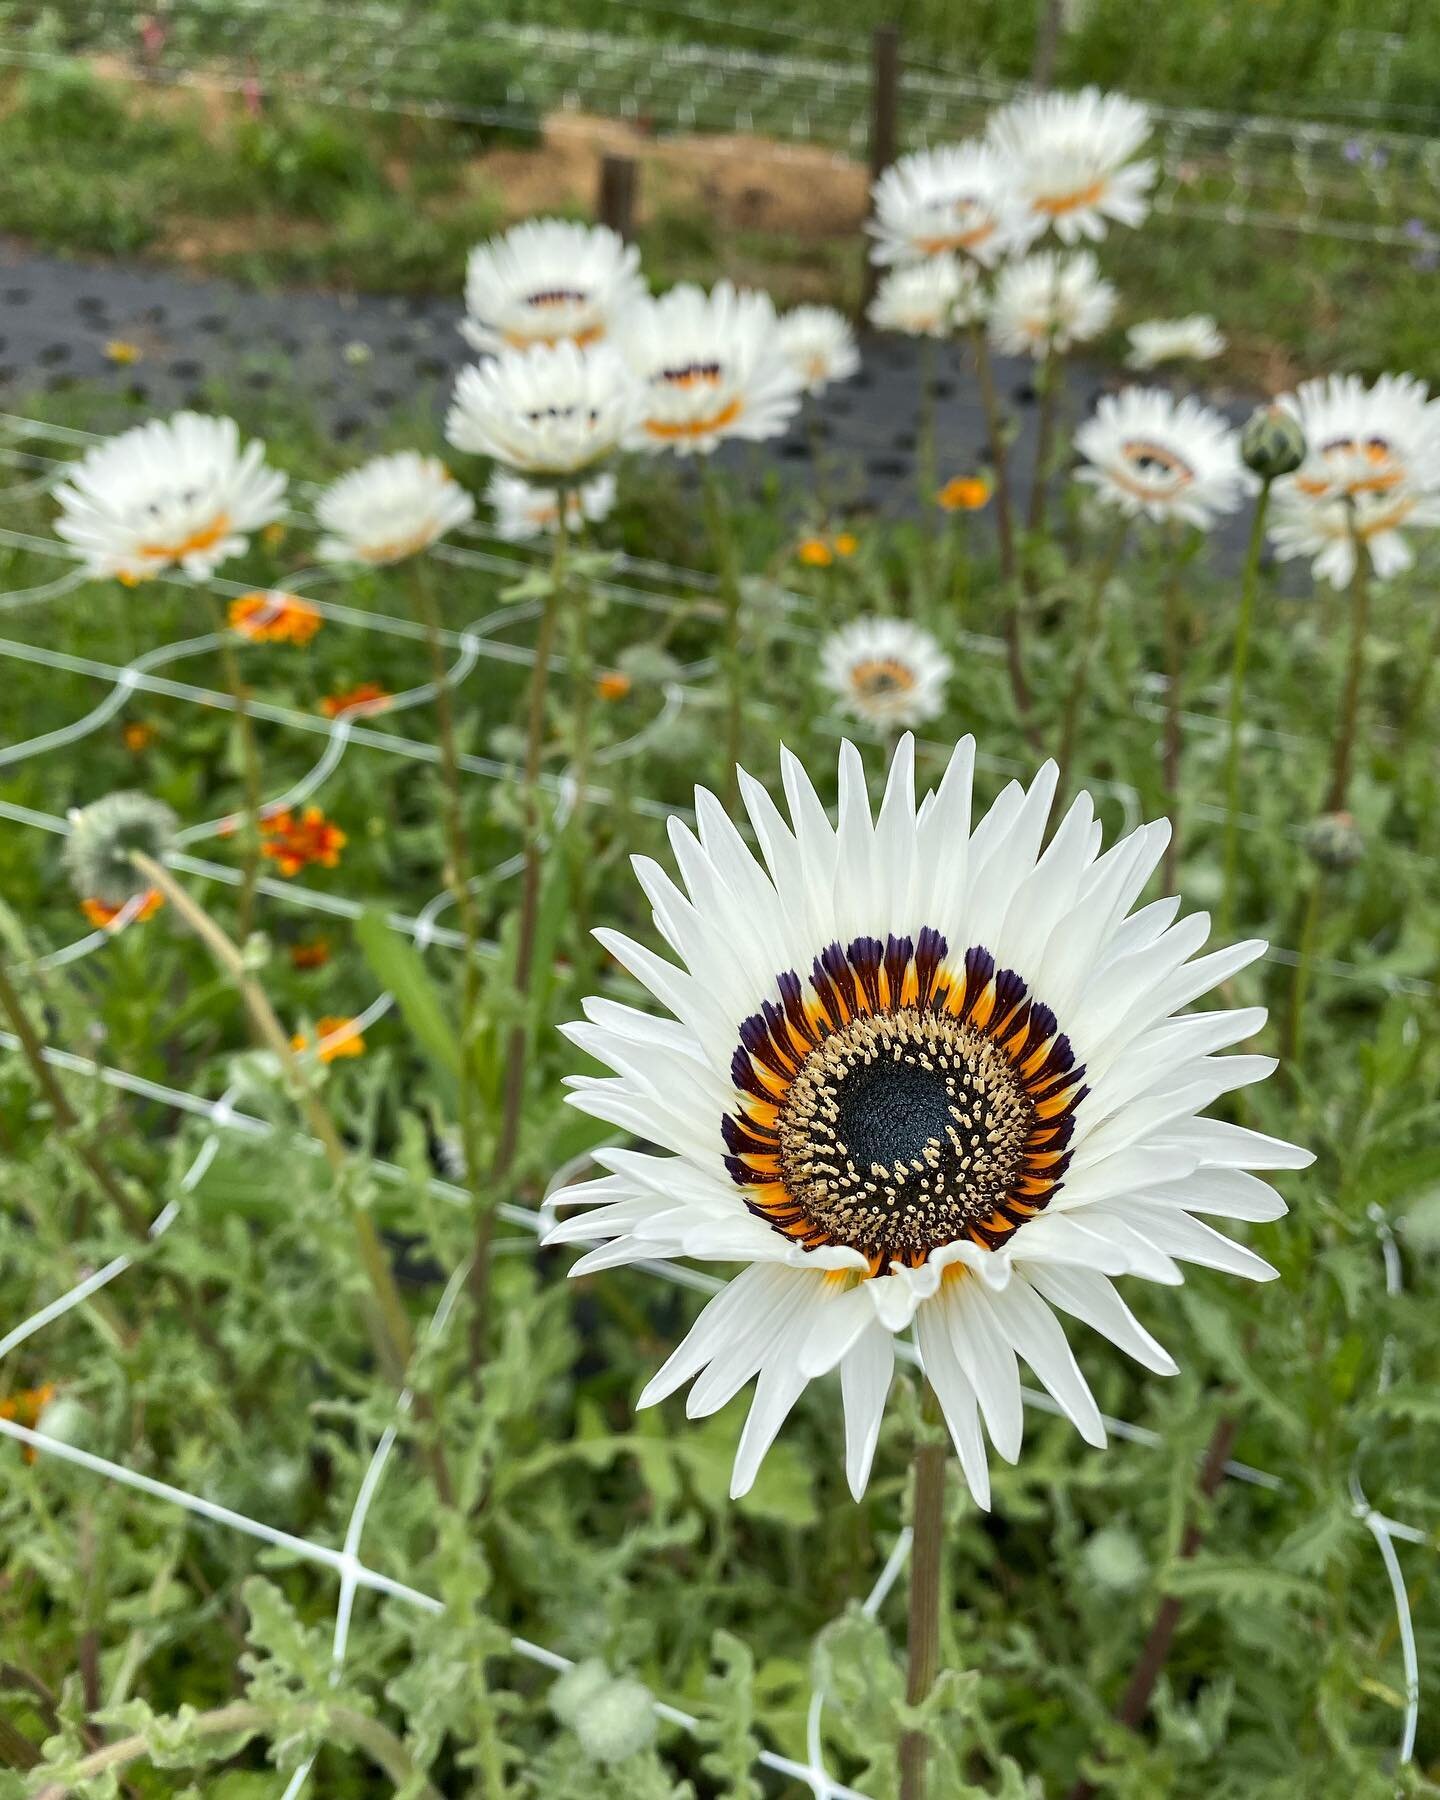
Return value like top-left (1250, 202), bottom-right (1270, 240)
top-left (1220, 479), bottom-right (1274, 936)
top-left (130, 852), bottom-right (439, 1452)
top-left (1055, 512), bottom-right (1129, 805)
top-left (1324, 531), bottom-right (1372, 814)
top-left (1025, 344), bottom-right (1064, 548)
top-left (475, 501), bottom-right (567, 1371)
top-left (1282, 871), bottom-right (1325, 1070)
top-left (967, 325), bottom-right (1034, 742)
top-left (27, 1700), bottom-right (444, 1800)
top-left (210, 596), bottom-right (263, 942)
top-left (1160, 530), bottom-right (1188, 895)
top-left (898, 1381), bottom-right (948, 1800)
top-left (409, 556), bottom-right (487, 1385)
top-left (702, 466), bottom-right (745, 806)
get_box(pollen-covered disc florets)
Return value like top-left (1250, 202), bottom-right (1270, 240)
top-left (724, 932), bottom-right (1084, 1268)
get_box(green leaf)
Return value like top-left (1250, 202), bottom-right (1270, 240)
top-left (354, 905), bottom-right (461, 1091)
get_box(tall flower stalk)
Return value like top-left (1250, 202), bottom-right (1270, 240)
top-left (1325, 516), bottom-right (1372, 813)
top-left (474, 498), bottom-right (568, 1367)
top-left (899, 1385), bottom-right (948, 1800)
top-left (211, 597), bottom-right (265, 940)
top-left (1055, 513), bottom-right (1128, 802)
top-left (1220, 480), bottom-right (1275, 934)
top-left (702, 468), bottom-right (747, 805)
top-left (968, 324), bottom-right (1033, 736)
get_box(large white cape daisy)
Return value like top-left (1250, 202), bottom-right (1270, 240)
top-left (821, 617), bottom-right (951, 728)
top-left (549, 738), bottom-right (1309, 1504)
top-left (1074, 387), bottom-right (1252, 529)
top-left (869, 141), bottom-right (1036, 268)
top-left (986, 87), bottom-right (1155, 244)
top-left (1268, 372), bottom-right (1440, 586)
top-left (53, 411), bottom-right (288, 584)
top-left (617, 282), bottom-right (803, 456)
top-left (1126, 316), bottom-right (1226, 370)
top-left (988, 250), bottom-right (1116, 358)
top-left (460, 218), bottom-right (645, 355)
top-left (486, 471), bottom-right (617, 542)
top-left (446, 342), bottom-right (643, 477)
top-left (777, 305), bottom-right (861, 396)
top-left (868, 255), bottom-right (983, 338)
top-left (315, 451), bottom-right (475, 565)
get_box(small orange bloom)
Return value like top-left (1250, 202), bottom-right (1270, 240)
top-left (122, 720), bottom-right (156, 752)
top-left (833, 532), bottom-right (859, 557)
top-left (0, 1383), bottom-right (58, 1462)
top-left (596, 670), bottom-right (632, 701)
top-left (320, 682), bottom-right (391, 719)
top-left (229, 592), bottom-right (322, 646)
top-left (937, 474), bottom-right (994, 512)
top-left (81, 890), bottom-right (164, 930)
top-left (105, 339), bottom-right (142, 365)
top-left (262, 522), bottom-right (288, 549)
top-left (291, 1016), bottom-right (366, 1062)
top-left (797, 538), bottom-right (834, 567)
top-left (260, 806), bottom-right (347, 878)
top-left (289, 937), bottom-right (332, 970)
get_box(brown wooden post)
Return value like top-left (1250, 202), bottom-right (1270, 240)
top-left (859, 24), bottom-right (901, 315)
top-left (597, 153), bottom-right (638, 242)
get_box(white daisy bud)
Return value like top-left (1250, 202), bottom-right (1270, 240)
top-left (1082, 1523), bottom-right (1148, 1592)
top-left (572, 1676), bottom-right (658, 1766)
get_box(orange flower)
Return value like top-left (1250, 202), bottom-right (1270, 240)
top-left (260, 806), bottom-right (346, 877)
top-left (262, 522), bottom-right (289, 549)
top-left (833, 532), bottom-right (859, 557)
top-left (229, 592), bottom-right (322, 645)
top-left (596, 670), bottom-right (632, 701)
top-left (105, 339), bottom-right (142, 366)
top-left (289, 937), bottom-right (332, 970)
top-left (122, 720), bottom-right (155, 752)
top-left (797, 537), bottom-right (834, 567)
top-left (81, 889), bottom-right (163, 930)
top-left (320, 682), bottom-right (391, 719)
top-left (937, 474), bottom-right (994, 512)
top-left (291, 1016), bottom-right (366, 1062)
top-left (0, 1383), bottom-right (58, 1462)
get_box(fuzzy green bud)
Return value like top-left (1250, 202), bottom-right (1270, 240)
top-left (1081, 1523), bottom-right (1148, 1593)
top-left (62, 791), bottom-right (178, 906)
top-left (571, 1676), bottom-right (657, 1766)
top-left (1240, 404), bottom-right (1306, 480)
top-left (1304, 810), bottom-right (1364, 873)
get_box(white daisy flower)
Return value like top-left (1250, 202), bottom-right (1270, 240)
top-left (53, 411), bottom-right (287, 584)
top-left (1074, 387), bottom-right (1252, 529)
top-left (1126, 316), bottom-right (1227, 370)
top-left (867, 255), bottom-right (984, 338)
top-left (777, 306), bottom-right (861, 396)
top-left (314, 451), bottom-right (475, 565)
top-left (486, 471), bottom-right (618, 542)
top-left (988, 251), bottom-right (1116, 358)
top-left (1277, 372), bottom-right (1440, 506)
top-left (1266, 484), bottom-right (1440, 588)
top-left (459, 218), bottom-right (645, 355)
top-left (617, 282), bottom-right (804, 457)
top-left (986, 86), bottom-right (1155, 244)
top-left (547, 737), bottom-right (1309, 1504)
top-left (821, 618), bottom-right (952, 728)
top-left (1265, 373), bottom-right (1440, 587)
top-left (869, 141), bottom-right (1038, 268)
top-left (445, 341), bottom-right (643, 478)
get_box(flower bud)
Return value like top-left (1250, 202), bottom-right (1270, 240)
top-left (1304, 810), bottom-right (1364, 872)
top-left (63, 792), bottom-right (178, 906)
top-left (572, 1676), bottom-right (657, 1766)
top-left (1081, 1523), bottom-right (1148, 1593)
top-left (1240, 404), bottom-right (1306, 480)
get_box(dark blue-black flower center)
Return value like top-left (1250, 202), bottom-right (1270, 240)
top-left (830, 1053), bottom-right (957, 1175)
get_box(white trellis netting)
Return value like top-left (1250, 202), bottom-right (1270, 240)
top-left (0, 407), bottom-right (1426, 1786)
top-left (2, 0), bottom-right (1440, 251)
